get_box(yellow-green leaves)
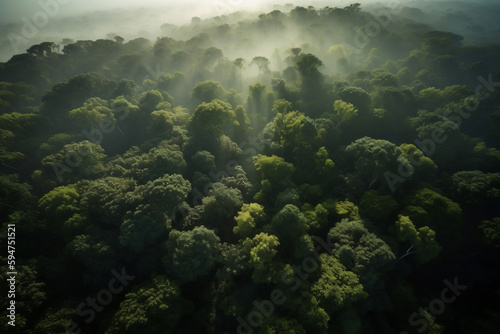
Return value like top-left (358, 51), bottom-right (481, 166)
top-left (312, 254), bottom-right (367, 313)
top-left (233, 203), bottom-right (266, 239)
top-left (38, 185), bottom-right (79, 222)
top-left (391, 215), bottom-right (442, 264)
top-left (333, 99), bottom-right (358, 127)
top-left (243, 232), bottom-right (280, 283)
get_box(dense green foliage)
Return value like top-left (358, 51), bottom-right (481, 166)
top-left (1, 2), bottom-right (500, 334)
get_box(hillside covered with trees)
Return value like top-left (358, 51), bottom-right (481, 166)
top-left (1, 2), bottom-right (500, 333)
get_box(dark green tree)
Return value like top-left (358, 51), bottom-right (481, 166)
top-left (163, 226), bottom-right (221, 282)
top-left (106, 276), bottom-right (190, 334)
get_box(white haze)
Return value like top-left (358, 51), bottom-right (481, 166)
top-left (0, 0), bottom-right (499, 63)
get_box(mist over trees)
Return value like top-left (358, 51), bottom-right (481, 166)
top-left (1, 1), bottom-right (500, 334)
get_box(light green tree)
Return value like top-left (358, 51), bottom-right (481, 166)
top-left (68, 97), bottom-right (115, 130)
top-left (333, 99), bottom-right (358, 127)
top-left (311, 254), bottom-right (367, 313)
top-left (188, 99), bottom-right (236, 139)
top-left (242, 232), bottom-right (281, 283)
top-left (233, 203), bottom-right (266, 239)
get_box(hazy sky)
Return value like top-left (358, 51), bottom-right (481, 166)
top-left (1, 0), bottom-right (497, 24)
top-left (0, 0), bottom-right (282, 61)
top-left (0, 0), bottom-right (272, 24)
top-left (0, 0), bottom-right (498, 62)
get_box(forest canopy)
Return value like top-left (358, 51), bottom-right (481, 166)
top-left (1, 1), bottom-right (500, 334)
